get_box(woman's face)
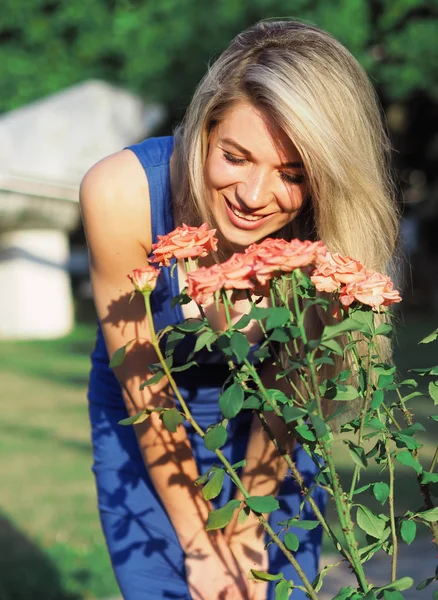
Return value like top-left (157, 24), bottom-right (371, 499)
top-left (204, 101), bottom-right (307, 250)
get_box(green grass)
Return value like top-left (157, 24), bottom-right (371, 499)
top-left (0, 323), bottom-right (119, 600)
top-left (0, 311), bottom-right (437, 598)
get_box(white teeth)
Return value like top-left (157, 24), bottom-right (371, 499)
top-left (230, 204), bottom-right (264, 221)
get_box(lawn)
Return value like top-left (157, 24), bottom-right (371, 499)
top-left (0, 309), bottom-right (437, 599)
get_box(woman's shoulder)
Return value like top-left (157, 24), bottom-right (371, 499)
top-left (80, 148), bottom-right (153, 253)
top-left (125, 135), bottom-right (174, 169)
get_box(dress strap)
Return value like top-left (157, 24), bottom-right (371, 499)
top-left (125, 136), bottom-right (175, 243)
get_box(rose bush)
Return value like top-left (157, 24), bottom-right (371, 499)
top-left (114, 224), bottom-right (437, 600)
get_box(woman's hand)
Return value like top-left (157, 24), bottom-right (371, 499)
top-left (185, 548), bottom-right (250, 600)
top-left (228, 537), bottom-right (268, 600)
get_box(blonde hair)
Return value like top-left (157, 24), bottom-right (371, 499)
top-left (172, 19), bottom-right (399, 416)
top-left (173, 19), bottom-right (398, 273)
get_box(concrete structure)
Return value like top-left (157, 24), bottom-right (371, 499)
top-left (0, 80), bottom-right (164, 339)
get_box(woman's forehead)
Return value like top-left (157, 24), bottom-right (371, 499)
top-left (211, 101), bottom-right (302, 164)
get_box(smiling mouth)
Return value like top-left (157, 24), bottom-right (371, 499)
top-left (226, 199), bottom-right (271, 222)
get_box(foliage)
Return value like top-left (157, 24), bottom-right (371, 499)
top-left (0, 0), bottom-right (437, 121)
top-left (120, 235), bottom-right (438, 599)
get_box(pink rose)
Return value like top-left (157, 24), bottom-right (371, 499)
top-left (311, 252), bottom-right (368, 293)
top-left (149, 223), bottom-right (218, 267)
top-left (186, 264), bottom-right (224, 305)
top-left (218, 253), bottom-right (255, 292)
top-left (246, 238), bottom-right (327, 286)
top-left (339, 271), bottom-right (402, 310)
top-left (128, 265), bottom-right (160, 293)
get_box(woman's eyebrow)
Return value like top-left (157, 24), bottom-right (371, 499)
top-left (220, 137), bottom-right (304, 168)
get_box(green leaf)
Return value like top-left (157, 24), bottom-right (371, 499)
top-left (246, 495), bottom-right (280, 514)
top-left (284, 532), bottom-right (299, 551)
top-left (216, 333), bottom-right (233, 357)
top-left (203, 425), bottom-right (228, 451)
top-left (202, 468), bottom-right (225, 501)
top-left (310, 414), bottom-right (327, 439)
top-left (411, 366), bottom-right (438, 376)
top-left (237, 505), bottom-right (250, 525)
top-left (373, 482), bottom-right (390, 505)
top-left (140, 370), bottom-right (166, 388)
top-left (206, 500), bottom-right (241, 531)
top-left (282, 406), bottom-right (308, 423)
top-left (193, 330), bottom-right (217, 353)
top-left (287, 519), bottom-right (320, 530)
top-left (230, 331), bottom-right (250, 363)
top-left (243, 394), bottom-right (263, 409)
top-left (345, 441), bottom-right (368, 469)
top-left (400, 519), bottom-right (416, 545)
top-left (393, 432), bottom-right (423, 451)
top-left (376, 577), bottom-right (413, 593)
top-left (354, 483), bottom-right (373, 495)
top-left (274, 579), bottom-right (291, 600)
top-left (266, 306), bottom-right (290, 329)
top-left (383, 591), bottom-right (405, 600)
top-left (320, 338), bottom-right (344, 355)
top-left (375, 322), bottom-right (393, 337)
top-left (419, 328), bottom-right (438, 344)
top-left (325, 384), bottom-right (359, 401)
top-left (429, 381), bottom-right (438, 404)
top-left (396, 451), bottom-right (423, 474)
top-left (350, 309), bottom-right (375, 334)
top-left (219, 383), bottom-right (244, 419)
top-left (321, 317), bottom-right (364, 341)
top-left (234, 314), bottom-right (251, 330)
top-left (371, 389), bottom-right (385, 409)
top-left (421, 471), bottom-right (438, 484)
top-left (164, 329), bottom-right (185, 354)
top-left (356, 505), bottom-right (386, 538)
top-left (118, 410), bottom-right (150, 426)
top-left (160, 408), bottom-right (184, 432)
top-left (332, 588), bottom-right (354, 600)
top-left (250, 570), bottom-right (284, 582)
top-left (249, 305), bottom-right (271, 321)
top-left (359, 541), bottom-right (383, 562)
top-left (417, 576), bottom-right (436, 591)
top-left (296, 424), bottom-right (316, 442)
top-left (171, 361), bottom-right (198, 372)
top-left (415, 507), bottom-right (438, 522)
top-left (174, 319), bottom-right (206, 333)
top-left (194, 471), bottom-right (210, 486)
top-left (253, 345), bottom-right (271, 361)
top-left (269, 328), bottom-right (291, 343)
top-left (109, 343), bottom-right (130, 368)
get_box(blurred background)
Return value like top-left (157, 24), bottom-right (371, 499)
top-left (0, 1), bottom-right (437, 598)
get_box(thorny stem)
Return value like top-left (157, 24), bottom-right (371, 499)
top-left (220, 291), bottom-right (318, 599)
top-left (145, 288), bottom-right (318, 598)
top-left (244, 289), bottom-right (308, 405)
top-left (385, 439), bottom-right (398, 582)
top-left (351, 333), bottom-right (438, 546)
top-left (230, 285), bottom-right (360, 584)
top-left (430, 446), bottom-right (438, 474)
top-left (290, 272), bottom-right (369, 594)
top-left (257, 411), bottom-right (354, 565)
top-left (349, 340), bottom-right (374, 500)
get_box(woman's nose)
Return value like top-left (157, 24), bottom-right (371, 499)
top-left (236, 169), bottom-right (272, 209)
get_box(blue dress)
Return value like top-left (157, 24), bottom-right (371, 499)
top-left (88, 136), bottom-right (326, 599)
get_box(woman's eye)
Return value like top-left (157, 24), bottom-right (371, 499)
top-left (280, 172), bottom-right (305, 185)
top-left (223, 151), bottom-right (247, 165)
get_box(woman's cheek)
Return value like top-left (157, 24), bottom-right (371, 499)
top-left (205, 153), bottom-right (239, 190)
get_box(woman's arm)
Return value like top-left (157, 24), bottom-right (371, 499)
top-left (224, 360), bottom-right (295, 587)
top-left (80, 152), bottom-right (247, 598)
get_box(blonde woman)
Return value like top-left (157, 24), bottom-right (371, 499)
top-left (80, 19), bottom-right (398, 600)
